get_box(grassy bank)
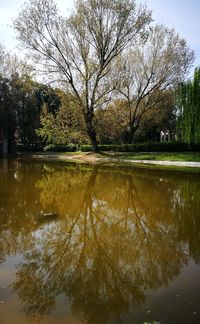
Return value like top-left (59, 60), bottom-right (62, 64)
top-left (97, 152), bottom-right (200, 162)
top-left (23, 151), bottom-right (200, 163)
top-left (18, 151), bottom-right (200, 171)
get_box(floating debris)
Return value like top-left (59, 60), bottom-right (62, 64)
top-left (36, 211), bottom-right (58, 223)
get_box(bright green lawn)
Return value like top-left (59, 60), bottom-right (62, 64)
top-left (98, 152), bottom-right (200, 162)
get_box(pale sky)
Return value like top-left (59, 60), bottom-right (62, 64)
top-left (0, 0), bottom-right (199, 74)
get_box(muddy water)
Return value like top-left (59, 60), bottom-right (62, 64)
top-left (0, 159), bottom-right (200, 324)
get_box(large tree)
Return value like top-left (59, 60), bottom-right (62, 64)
top-left (14, 0), bottom-right (151, 152)
top-left (115, 24), bottom-right (194, 143)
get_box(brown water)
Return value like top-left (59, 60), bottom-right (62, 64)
top-left (0, 159), bottom-right (200, 324)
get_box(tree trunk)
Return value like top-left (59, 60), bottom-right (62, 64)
top-left (127, 122), bottom-right (140, 144)
top-left (85, 114), bottom-right (99, 153)
top-left (128, 126), bottom-right (136, 144)
top-left (89, 128), bottom-right (99, 153)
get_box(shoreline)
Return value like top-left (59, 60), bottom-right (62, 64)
top-left (14, 152), bottom-right (200, 169)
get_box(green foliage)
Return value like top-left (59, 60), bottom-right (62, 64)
top-left (36, 113), bottom-right (69, 151)
top-left (0, 72), bottom-right (62, 152)
top-left (176, 67), bottom-right (200, 145)
top-left (35, 84), bottom-right (61, 115)
top-left (36, 92), bottom-right (89, 151)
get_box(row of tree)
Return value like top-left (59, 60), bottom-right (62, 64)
top-left (0, 64), bottom-right (61, 151)
top-left (1, 68), bottom-right (173, 152)
top-left (0, 56), bottom-right (197, 153)
top-left (12, 0), bottom-right (194, 151)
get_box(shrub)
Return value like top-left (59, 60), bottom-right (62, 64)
top-left (80, 142), bottom-right (200, 152)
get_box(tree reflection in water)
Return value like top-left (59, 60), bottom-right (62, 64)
top-left (0, 161), bottom-right (200, 323)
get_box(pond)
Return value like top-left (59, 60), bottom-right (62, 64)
top-left (0, 159), bottom-right (200, 324)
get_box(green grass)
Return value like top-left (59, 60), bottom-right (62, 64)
top-left (98, 152), bottom-right (200, 162)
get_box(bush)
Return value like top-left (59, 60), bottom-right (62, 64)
top-left (45, 144), bottom-right (77, 152)
top-left (80, 145), bottom-right (93, 152)
top-left (81, 142), bottom-right (200, 152)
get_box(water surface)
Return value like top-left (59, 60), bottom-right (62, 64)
top-left (0, 159), bottom-right (200, 324)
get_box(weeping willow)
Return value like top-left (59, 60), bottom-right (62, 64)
top-left (176, 67), bottom-right (200, 145)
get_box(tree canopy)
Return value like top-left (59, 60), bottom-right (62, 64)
top-left (176, 67), bottom-right (200, 145)
top-left (114, 24), bottom-right (194, 143)
top-left (14, 0), bottom-right (152, 151)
